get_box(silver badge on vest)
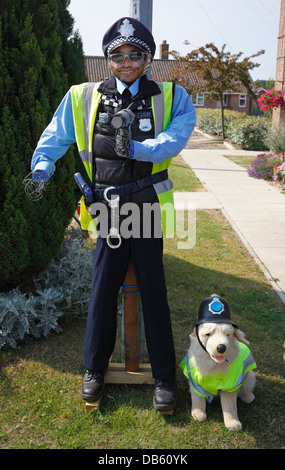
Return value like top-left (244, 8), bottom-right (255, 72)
top-left (139, 118), bottom-right (152, 132)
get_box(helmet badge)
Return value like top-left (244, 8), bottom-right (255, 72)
top-left (208, 295), bottom-right (225, 315)
top-left (119, 19), bottom-right (135, 38)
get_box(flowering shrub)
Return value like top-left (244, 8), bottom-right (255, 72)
top-left (273, 162), bottom-right (285, 181)
top-left (247, 153), bottom-right (283, 180)
top-left (257, 89), bottom-right (285, 112)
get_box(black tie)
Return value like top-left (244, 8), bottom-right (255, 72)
top-left (122, 88), bottom-right (132, 107)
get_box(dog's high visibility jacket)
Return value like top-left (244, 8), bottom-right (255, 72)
top-left (179, 341), bottom-right (256, 403)
top-left (70, 77), bottom-right (175, 234)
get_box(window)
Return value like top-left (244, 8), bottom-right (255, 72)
top-left (191, 93), bottom-right (204, 106)
top-left (239, 94), bottom-right (246, 107)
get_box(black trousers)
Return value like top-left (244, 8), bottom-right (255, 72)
top-left (83, 234), bottom-right (176, 380)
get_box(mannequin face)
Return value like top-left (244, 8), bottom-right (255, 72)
top-left (108, 44), bottom-right (149, 84)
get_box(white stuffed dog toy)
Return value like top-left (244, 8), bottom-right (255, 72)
top-left (180, 294), bottom-right (256, 431)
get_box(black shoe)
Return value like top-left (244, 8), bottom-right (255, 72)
top-left (81, 369), bottom-right (105, 402)
top-left (153, 377), bottom-right (177, 412)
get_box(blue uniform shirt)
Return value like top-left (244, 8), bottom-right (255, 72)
top-left (31, 77), bottom-right (196, 181)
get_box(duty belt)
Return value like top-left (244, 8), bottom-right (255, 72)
top-left (74, 169), bottom-right (170, 249)
top-left (93, 169), bottom-right (169, 202)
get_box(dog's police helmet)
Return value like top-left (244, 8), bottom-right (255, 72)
top-left (102, 17), bottom-right (156, 59)
top-left (196, 294), bottom-right (238, 327)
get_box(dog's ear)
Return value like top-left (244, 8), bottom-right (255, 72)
top-left (192, 326), bottom-right (197, 337)
top-left (234, 328), bottom-right (250, 346)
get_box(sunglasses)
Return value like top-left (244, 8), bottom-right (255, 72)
top-left (108, 51), bottom-right (147, 63)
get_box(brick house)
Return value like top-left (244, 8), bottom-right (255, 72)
top-left (85, 41), bottom-right (257, 115)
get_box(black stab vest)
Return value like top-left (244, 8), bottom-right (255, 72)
top-left (92, 75), bottom-right (162, 204)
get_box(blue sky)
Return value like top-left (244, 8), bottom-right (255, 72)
top-left (68, 0), bottom-right (281, 81)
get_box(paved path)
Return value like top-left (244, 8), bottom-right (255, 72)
top-left (173, 133), bottom-right (285, 303)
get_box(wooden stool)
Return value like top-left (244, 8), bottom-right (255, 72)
top-left (105, 259), bottom-right (154, 384)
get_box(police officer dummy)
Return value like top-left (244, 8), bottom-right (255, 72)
top-left (31, 17), bottom-right (196, 413)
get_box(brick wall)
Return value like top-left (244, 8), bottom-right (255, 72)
top-left (200, 94), bottom-right (252, 114)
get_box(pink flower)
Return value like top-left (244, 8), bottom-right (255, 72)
top-left (257, 89), bottom-right (284, 112)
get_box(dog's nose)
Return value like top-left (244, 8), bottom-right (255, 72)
top-left (217, 344), bottom-right (226, 353)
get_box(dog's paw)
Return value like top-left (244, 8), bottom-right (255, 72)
top-left (191, 408), bottom-right (207, 422)
top-left (225, 418), bottom-right (242, 432)
top-left (240, 392), bottom-right (255, 404)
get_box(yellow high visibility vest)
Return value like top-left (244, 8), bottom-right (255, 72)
top-left (179, 341), bottom-right (256, 403)
top-left (70, 81), bottom-right (175, 235)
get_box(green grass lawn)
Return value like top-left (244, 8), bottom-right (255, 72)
top-left (224, 155), bottom-right (255, 169)
top-left (0, 158), bottom-right (284, 450)
top-left (168, 155), bottom-right (205, 192)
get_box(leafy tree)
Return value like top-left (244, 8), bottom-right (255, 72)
top-left (171, 43), bottom-right (264, 139)
top-left (255, 78), bottom-right (275, 90)
top-left (0, 0), bottom-right (87, 289)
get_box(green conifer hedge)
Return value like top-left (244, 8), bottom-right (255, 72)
top-left (0, 0), bottom-right (87, 289)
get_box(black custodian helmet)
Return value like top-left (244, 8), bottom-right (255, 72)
top-left (196, 294), bottom-right (238, 328)
top-left (102, 17), bottom-right (156, 59)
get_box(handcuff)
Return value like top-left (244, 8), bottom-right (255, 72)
top-left (103, 186), bottom-right (122, 249)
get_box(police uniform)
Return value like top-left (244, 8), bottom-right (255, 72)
top-left (31, 17), bottom-right (196, 410)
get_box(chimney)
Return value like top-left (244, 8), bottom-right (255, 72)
top-left (160, 40), bottom-right (169, 60)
